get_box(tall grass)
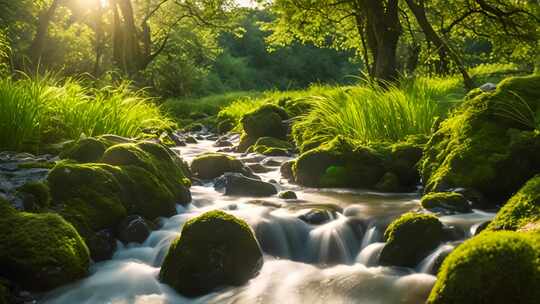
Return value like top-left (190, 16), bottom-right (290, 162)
top-left (292, 76), bottom-right (463, 145)
top-left (0, 76), bottom-right (173, 152)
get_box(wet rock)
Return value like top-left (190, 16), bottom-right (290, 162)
top-left (473, 220), bottom-right (491, 235)
top-left (217, 119), bottom-right (234, 135)
top-left (379, 212), bottom-right (444, 268)
top-left (375, 172), bottom-right (402, 192)
top-left (191, 153), bottom-right (254, 180)
top-left (214, 138), bottom-right (233, 147)
top-left (159, 210), bottom-right (263, 297)
top-left (185, 123), bottom-right (204, 133)
top-left (427, 231), bottom-right (540, 304)
top-left (215, 173), bottom-right (277, 197)
top-left (0, 199), bottom-right (90, 291)
top-left (424, 245), bottom-right (455, 275)
top-left (421, 192), bottom-right (472, 214)
top-left (299, 209), bottom-right (335, 225)
top-left (117, 215), bottom-right (151, 244)
top-left (89, 229), bottom-right (117, 261)
top-left (278, 190), bottom-right (297, 199)
top-left (185, 136), bottom-right (198, 144)
top-left (442, 225), bottom-right (466, 242)
top-left (421, 75), bottom-right (540, 205)
top-left (246, 200), bottom-right (282, 208)
top-left (280, 160), bottom-right (294, 180)
top-left (247, 163), bottom-right (272, 174)
top-left (268, 179), bottom-right (278, 184)
top-left (479, 82), bottom-right (497, 92)
top-left (345, 217), bottom-right (367, 240)
top-left (261, 158), bottom-right (284, 167)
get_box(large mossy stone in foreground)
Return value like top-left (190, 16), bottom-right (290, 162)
top-left (379, 212), bottom-right (444, 267)
top-left (159, 210), bottom-right (263, 297)
top-left (0, 199), bottom-right (90, 291)
top-left (486, 175), bottom-right (540, 232)
top-left (421, 75), bottom-right (540, 204)
top-left (190, 153), bottom-right (248, 179)
top-left (421, 192), bottom-right (471, 213)
top-left (427, 231), bottom-right (540, 304)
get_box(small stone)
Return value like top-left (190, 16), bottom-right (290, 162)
top-left (117, 215), bottom-right (151, 244)
top-left (278, 191), bottom-right (297, 199)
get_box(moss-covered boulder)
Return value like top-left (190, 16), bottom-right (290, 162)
top-left (486, 175), bottom-right (540, 232)
top-left (238, 105), bottom-right (289, 152)
top-left (16, 181), bottom-right (50, 211)
top-left (190, 153), bottom-right (250, 180)
top-left (215, 173), bottom-right (277, 197)
top-left (421, 75), bottom-right (540, 204)
top-left (293, 136), bottom-right (386, 188)
top-left (427, 231), bottom-right (540, 304)
top-left (0, 199), bottom-right (90, 291)
top-left (60, 137), bottom-right (107, 163)
top-left (379, 212), bottom-right (444, 267)
top-left (159, 210), bottom-right (263, 297)
top-left (421, 192), bottom-right (472, 213)
top-left (247, 137), bottom-right (294, 156)
top-left (101, 142), bottom-right (191, 204)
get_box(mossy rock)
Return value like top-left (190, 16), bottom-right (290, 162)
top-left (16, 181), bottom-right (51, 211)
top-left (247, 137), bottom-right (294, 156)
top-left (387, 140), bottom-right (424, 188)
top-left (60, 137), bottom-right (107, 163)
top-left (0, 199), bottom-right (90, 291)
top-left (190, 153), bottom-right (247, 180)
top-left (421, 75), bottom-right (540, 204)
top-left (159, 210), bottom-right (263, 297)
top-left (375, 172), bottom-right (403, 192)
top-left (421, 192), bottom-right (472, 213)
top-left (379, 212), bottom-right (444, 267)
top-left (486, 175), bottom-right (540, 232)
top-left (241, 104), bottom-right (288, 140)
top-left (101, 142), bottom-right (191, 204)
top-left (217, 119), bottom-right (235, 134)
top-left (237, 133), bottom-right (258, 152)
top-left (293, 136), bottom-right (386, 188)
top-left (427, 231), bottom-right (540, 304)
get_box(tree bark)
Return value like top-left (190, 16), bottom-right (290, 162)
top-left (29, 0), bottom-right (62, 65)
top-left (405, 0), bottom-right (475, 90)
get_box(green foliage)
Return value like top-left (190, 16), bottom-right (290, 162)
top-left (292, 76), bottom-right (462, 145)
top-left (428, 231), bottom-right (540, 304)
top-left (0, 199), bottom-right (90, 291)
top-left (0, 76), bottom-right (173, 152)
top-left (380, 212), bottom-right (444, 267)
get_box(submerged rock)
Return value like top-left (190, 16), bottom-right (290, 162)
top-left (0, 199), bottom-right (90, 291)
top-left (427, 231), bottom-right (540, 304)
top-left (379, 212), bottom-right (444, 267)
top-left (215, 173), bottom-right (277, 197)
top-left (421, 192), bottom-right (472, 213)
top-left (159, 210), bottom-right (263, 297)
top-left (190, 153), bottom-right (252, 179)
top-left (421, 75), bottom-right (540, 205)
top-left (280, 160), bottom-right (294, 180)
top-left (486, 175), bottom-right (540, 232)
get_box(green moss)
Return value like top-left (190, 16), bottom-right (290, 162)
top-left (427, 231), bottom-right (540, 304)
top-left (159, 210), bottom-right (263, 297)
top-left (48, 162), bottom-right (128, 232)
top-left (421, 75), bottom-right (540, 204)
top-left (217, 119), bottom-right (235, 134)
top-left (237, 132), bottom-right (257, 152)
top-left (60, 137), bottom-right (107, 163)
top-left (0, 199), bottom-right (90, 291)
top-left (246, 137), bottom-right (294, 156)
top-left (379, 212), bottom-right (444, 267)
top-left (293, 136), bottom-right (386, 188)
top-left (101, 142), bottom-right (191, 204)
top-left (17, 181), bottom-right (51, 210)
top-left (387, 141), bottom-right (423, 187)
top-left (190, 153), bottom-right (245, 179)
top-left (421, 192), bottom-right (471, 213)
top-left (486, 175), bottom-right (540, 231)
top-left (241, 104), bottom-right (288, 140)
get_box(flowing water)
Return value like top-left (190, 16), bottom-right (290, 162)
top-left (42, 138), bottom-right (495, 304)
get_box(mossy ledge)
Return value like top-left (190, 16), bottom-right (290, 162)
top-left (421, 75), bottom-right (540, 205)
top-left (427, 231), bottom-right (540, 304)
top-left (159, 210), bottom-right (263, 297)
top-left (0, 198), bottom-right (90, 292)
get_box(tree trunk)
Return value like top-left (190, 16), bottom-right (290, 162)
top-left (29, 0), bottom-right (62, 65)
top-left (93, 1), bottom-right (105, 76)
top-left (361, 0), bottom-right (402, 83)
top-left (405, 0), bottom-right (475, 90)
top-left (112, 0), bottom-right (145, 75)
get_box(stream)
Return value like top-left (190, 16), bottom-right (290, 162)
top-left (42, 137), bottom-right (495, 304)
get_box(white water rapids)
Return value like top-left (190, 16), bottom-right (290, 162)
top-left (42, 139), bottom-right (495, 304)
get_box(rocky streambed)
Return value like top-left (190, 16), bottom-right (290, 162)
top-left (11, 135), bottom-right (489, 304)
